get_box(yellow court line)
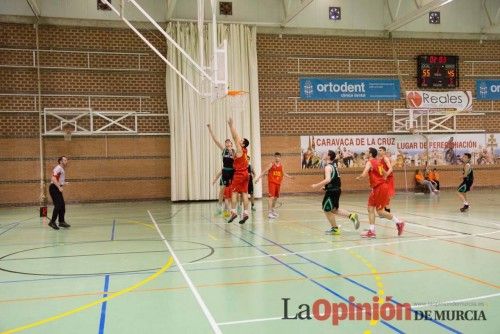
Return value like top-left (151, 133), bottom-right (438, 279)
top-left (1, 257), bottom-right (174, 334)
top-left (208, 233), bottom-right (218, 241)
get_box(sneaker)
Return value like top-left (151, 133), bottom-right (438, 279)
top-left (396, 221), bottom-right (405, 236)
top-left (361, 230), bottom-right (376, 238)
top-left (227, 212), bottom-right (238, 223)
top-left (239, 214), bottom-right (249, 224)
top-left (215, 206), bottom-right (222, 216)
top-left (48, 221), bottom-right (60, 230)
top-left (349, 213), bottom-right (360, 230)
top-left (460, 204), bottom-right (469, 212)
top-left (272, 210), bottom-right (279, 217)
top-left (59, 221), bottom-right (71, 228)
top-left (325, 227), bottom-right (341, 235)
top-left (223, 210), bottom-right (230, 218)
top-left (251, 204), bottom-right (256, 211)
top-left (384, 207), bottom-right (391, 213)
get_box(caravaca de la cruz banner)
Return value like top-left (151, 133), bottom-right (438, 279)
top-left (301, 133), bottom-right (500, 169)
top-left (300, 78), bottom-right (400, 100)
top-left (405, 90), bottom-right (473, 111)
top-left (476, 80), bottom-right (500, 100)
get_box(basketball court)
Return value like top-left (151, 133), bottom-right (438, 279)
top-left (1, 190), bottom-right (499, 333)
top-left (1, 0), bottom-right (500, 333)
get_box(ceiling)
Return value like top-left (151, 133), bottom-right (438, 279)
top-left (0, 0), bottom-right (499, 39)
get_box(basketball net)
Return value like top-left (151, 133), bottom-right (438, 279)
top-left (226, 90), bottom-right (249, 112)
top-left (62, 124), bottom-right (74, 141)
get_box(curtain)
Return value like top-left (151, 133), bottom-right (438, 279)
top-left (166, 22), bottom-right (262, 201)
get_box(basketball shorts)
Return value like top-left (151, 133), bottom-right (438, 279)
top-left (232, 172), bottom-right (249, 193)
top-left (322, 189), bottom-right (341, 212)
top-left (268, 182), bottom-right (281, 198)
top-left (457, 180), bottom-right (473, 193)
top-left (368, 183), bottom-right (390, 210)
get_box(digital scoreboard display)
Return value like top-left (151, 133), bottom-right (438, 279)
top-left (417, 55), bottom-right (459, 88)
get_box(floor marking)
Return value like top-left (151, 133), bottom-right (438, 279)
top-left (148, 210), bottom-right (222, 334)
top-left (1, 258), bottom-right (174, 334)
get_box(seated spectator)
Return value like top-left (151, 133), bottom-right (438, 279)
top-left (415, 169), bottom-right (439, 194)
top-left (428, 168), bottom-right (440, 190)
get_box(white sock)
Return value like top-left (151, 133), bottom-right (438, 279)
top-left (464, 201), bottom-right (469, 205)
top-left (392, 216), bottom-right (400, 224)
top-left (244, 210), bottom-right (249, 216)
top-left (369, 225), bottom-right (375, 232)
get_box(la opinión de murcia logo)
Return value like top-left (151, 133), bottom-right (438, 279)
top-left (281, 297), bottom-right (486, 325)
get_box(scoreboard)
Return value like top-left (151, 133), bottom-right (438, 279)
top-left (417, 55), bottom-right (459, 88)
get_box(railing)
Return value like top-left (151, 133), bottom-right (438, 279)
top-left (0, 47), bottom-right (149, 71)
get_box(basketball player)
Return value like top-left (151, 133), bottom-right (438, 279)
top-left (311, 150), bottom-right (360, 235)
top-left (457, 153), bottom-right (474, 212)
top-left (226, 118), bottom-right (251, 224)
top-left (378, 146), bottom-right (395, 212)
top-left (207, 124), bottom-right (235, 215)
top-left (255, 152), bottom-right (294, 219)
top-left (356, 148), bottom-right (405, 238)
top-left (48, 156), bottom-right (71, 230)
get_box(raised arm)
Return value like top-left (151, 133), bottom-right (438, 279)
top-left (206, 124), bottom-right (224, 150)
top-left (227, 118), bottom-right (243, 156)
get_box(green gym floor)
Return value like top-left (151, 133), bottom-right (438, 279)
top-left (0, 189), bottom-right (499, 334)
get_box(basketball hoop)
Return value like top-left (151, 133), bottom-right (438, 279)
top-left (62, 124), bottom-right (74, 141)
top-left (226, 90), bottom-right (249, 112)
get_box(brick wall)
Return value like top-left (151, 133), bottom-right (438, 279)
top-left (1, 23), bottom-right (499, 204)
top-left (0, 23), bottom-right (169, 205)
top-left (257, 34), bottom-right (500, 194)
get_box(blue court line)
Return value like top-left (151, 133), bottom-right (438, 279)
top-left (239, 225), bottom-right (461, 334)
top-left (213, 223), bottom-right (405, 334)
top-left (98, 275), bottom-right (110, 334)
top-left (97, 219), bottom-right (115, 334)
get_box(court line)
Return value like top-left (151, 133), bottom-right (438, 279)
top-left (98, 219), bottom-right (116, 334)
top-left (0, 268), bottom-right (436, 305)
top-left (147, 210), bottom-right (221, 334)
top-left (0, 257), bottom-right (174, 334)
top-left (212, 221), bottom-right (406, 334)
top-left (380, 249), bottom-right (500, 290)
top-left (0, 223), bottom-right (20, 237)
top-left (235, 224), bottom-right (462, 333)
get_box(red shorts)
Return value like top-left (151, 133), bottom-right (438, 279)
top-left (223, 185), bottom-right (233, 199)
top-left (231, 172), bottom-right (249, 193)
top-left (268, 182), bottom-right (281, 198)
top-left (368, 183), bottom-right (390, 210)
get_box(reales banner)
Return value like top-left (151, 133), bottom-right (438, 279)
top-left (405, 90), bottom-right (473, 111)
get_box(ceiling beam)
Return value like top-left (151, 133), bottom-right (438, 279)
top-left (282, 0), bottom-right (314, 27)
top-left (26, 0), bottom-right (41, 19)
top-left (385, 0), bottom-right (455, 32)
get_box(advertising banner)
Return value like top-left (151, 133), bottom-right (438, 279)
top-left (300, 78), bottom-right (400, 100)
top-left (405, 91), bottom-right (473, 111)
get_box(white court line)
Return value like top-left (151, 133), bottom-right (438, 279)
top-left (217, 292), bottom-right (500, 326)
top-left (147, 210), bottom-right (222, 334)
top-left (181, 229), bottom-right (500, 267)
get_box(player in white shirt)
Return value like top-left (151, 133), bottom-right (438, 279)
top-left (48, 156), bottom-right (71, 230)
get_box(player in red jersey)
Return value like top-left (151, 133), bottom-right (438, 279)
top-left (356, 147), bottom-right (405, 238)
top-left (378, 146), bottom-right (395, 213)
top-left (254, 152), bottom-right (294, 219)
top-left (227, 117), bottom-right (251, 224)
